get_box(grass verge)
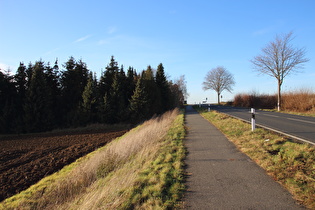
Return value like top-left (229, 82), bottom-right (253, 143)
top-left (0, 109), bottom-right (186, 209)
top-left (196, 107), bottom-right (315, 209)
top-left (120, 110), bottom-right (186, 209)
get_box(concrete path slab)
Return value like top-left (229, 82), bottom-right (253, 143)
top-left (183, 106), bottom-right (304, 209)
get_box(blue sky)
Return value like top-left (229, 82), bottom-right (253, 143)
top-left (1, 0), bottom-right (314, 104)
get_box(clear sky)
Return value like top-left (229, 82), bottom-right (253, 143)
top-left (1, 0), bottom-right (314, 104)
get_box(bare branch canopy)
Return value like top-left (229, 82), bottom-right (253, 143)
top-left (250, 32), bottom-right (309, 111)
top-left (202, 66), bottom-right (235, 104)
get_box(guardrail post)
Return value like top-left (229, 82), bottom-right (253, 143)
top-left (251, 108), bottom-right (255, 131)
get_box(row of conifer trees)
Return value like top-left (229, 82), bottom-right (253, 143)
top-left (0, 56), bottom-right (185, 134)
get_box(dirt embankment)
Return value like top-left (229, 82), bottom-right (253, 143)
top-left (0, 129), bottom-right (127, 202)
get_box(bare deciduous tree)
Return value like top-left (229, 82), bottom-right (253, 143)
top-left (175, 75), bottom-right (189, 102)
top-left (202, 66), bottom-right (235, 104)
top-left (251, 32), bottom-right (309, 111)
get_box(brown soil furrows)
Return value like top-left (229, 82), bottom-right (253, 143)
top-left (0, 130), bottom-right (127, 202)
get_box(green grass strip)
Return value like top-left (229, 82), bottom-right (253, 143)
top-left (122, 111), bottom-right (186, 209)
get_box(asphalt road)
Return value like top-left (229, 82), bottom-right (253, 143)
top-left (184, 106), bottom-right (304, 209)
top-left (208, 105), bottom-right (315, 145)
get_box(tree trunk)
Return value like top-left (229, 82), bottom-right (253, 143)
top-left (217, 93), bottom-right (220, 105)
top-left (277, 80), bottom-right (281, 111)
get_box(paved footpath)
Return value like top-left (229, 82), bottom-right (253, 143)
top-left (183, 106), bottom-right (304, 209)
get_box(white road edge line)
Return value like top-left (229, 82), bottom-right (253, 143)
top-left (261, 113), bottom-right (280, 118)
top-left (286, 118), bottom-right (315, 125)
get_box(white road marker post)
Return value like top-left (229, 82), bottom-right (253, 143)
top-left (251, 108), bottom-right (256, 131)
top-left (208, 104), bottom-right (211, 112)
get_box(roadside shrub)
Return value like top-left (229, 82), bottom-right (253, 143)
top-left (233, 93), bottom-right (277, 109)
top-left (282, 89), bottom-right (315, 112)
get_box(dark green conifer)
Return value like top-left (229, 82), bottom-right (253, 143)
top-left (14, 62), bottom-right (27, 132)
top-left (61, 57), bottom-right (89, 126)
top-left (0, 71), bottom-right (17, 133)
top-left (126, 66), bottom-right (136, 100)
top-left (44, 61), bottom-right (61, 127)
top-left (15, 62), bottom-right (27, 99)
top-left (24, 61), bottom-right (52, 132)
top-left (98, 56), bottom-right (120, 123)
top-left (81, 73), bottom-right (96, 124)
top-left (99, 56), bottom-right (119, 97)
top-left (155, 63), bottom-right (170, 112)
top-left (129, 76), bottom-right (149, 123)
top-left (142, 66), bottom-right (161, 116)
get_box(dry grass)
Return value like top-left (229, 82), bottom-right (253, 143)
top-left (197, 108), bottom-right (315, 209)
top-left (233, 92), bottom-right (277, 109)
top-left (282, 88), bottom-right (315, 113)
top-left (233, 88), bottom-right (315, 114)
top-left (0, 109), bottom-right (186, 209)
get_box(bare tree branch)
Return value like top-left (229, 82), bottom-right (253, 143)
top-left (202, 66), bottom-right (235, 104)
top-left (175, 75), bottom-right (189, 101)
top-left (251, 32), bottom-right (309, 111)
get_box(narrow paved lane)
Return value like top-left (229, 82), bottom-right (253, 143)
top-left (184, 106), bottom-right (304, 209)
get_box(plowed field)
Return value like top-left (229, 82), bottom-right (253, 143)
top-left (0, 128), bottom-right (127, 202)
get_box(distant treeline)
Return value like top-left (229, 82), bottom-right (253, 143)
top-left (0, 56), bottom-right (185, 134)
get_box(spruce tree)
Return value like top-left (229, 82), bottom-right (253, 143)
top-left (98, 56), bottom-right (120, 123)
top-left (155, 63), bottom-right (170, 112)
top-left (100, 92), bottom-right (110, 123)
top-left (81, 73), bottom-right (96, 124)
top-left (126, 66), bottom-right (136, 100)
top-left (0, 71), bottom-right (17, 133)
top-left (44, 61), bottom-right (61, 128)
top-left (129, 76), bottom-right (149, 123)
top-left (24, 61), bottom-right (52, 132)
top-left (100, 69), bottom-right (126, 123)
top-left (99, 56), bottom-right (119, 97)
top-left (61, 57), bottom-right (89, 126)
top-left (15, 62), bottom-right (27, 99)
top-left (142, 66), bottom-right (161, 116)
top-left (26, 62), bottom-right (34, 89)
top-left (14, 62), bottom-right (27, 132)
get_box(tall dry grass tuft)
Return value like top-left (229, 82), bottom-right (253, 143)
top-left (2, 109), bottom-right (181, 209)
top-left (233, 92), bottom-right (277, 109)
top-left (282, 88), bottom-right (315, 112)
